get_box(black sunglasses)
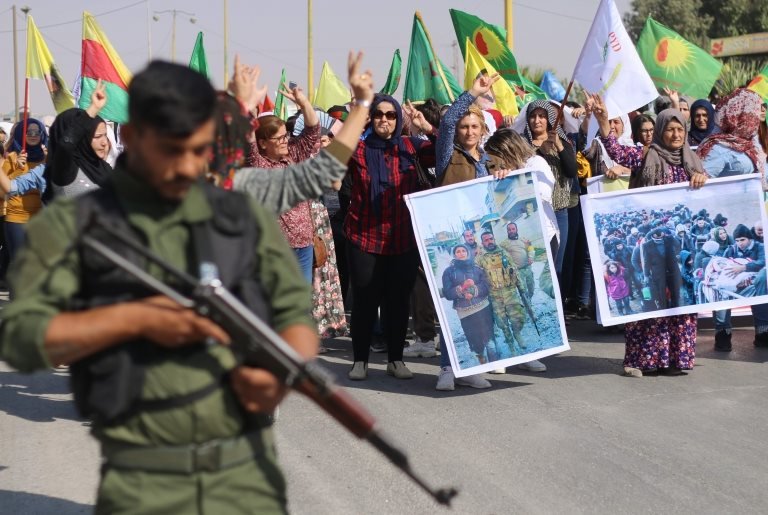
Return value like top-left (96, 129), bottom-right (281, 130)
top-left (372, 110), bottom-right (397, 121)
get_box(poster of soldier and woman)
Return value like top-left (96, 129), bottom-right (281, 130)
top-left (405, 170), bottom-right (569, 377)
top-left (581, 175), bottom-right (768, 326)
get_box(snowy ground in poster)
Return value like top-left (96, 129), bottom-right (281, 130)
top-left (405, 169), bottom-right (569, 377)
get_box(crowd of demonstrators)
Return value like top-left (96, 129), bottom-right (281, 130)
top-left (2, 30), bottom-right (768, 513)
top-left (2, 39), bottom-right (768, 402)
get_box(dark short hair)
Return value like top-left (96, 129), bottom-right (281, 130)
top-left (481, 231), bottom-right (494, 239)
top-left (128, 61), bottom-right (216, 137)
top-left (416, 98), bottom-right (442, 128)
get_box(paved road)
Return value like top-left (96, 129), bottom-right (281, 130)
top-left (1, 319), bottom-right (767, 514)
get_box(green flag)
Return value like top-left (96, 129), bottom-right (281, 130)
top-left (449, 8), bottom-right (546, 102)
top-left (636, 17), bottom-right (722, 99)
top-left (380, 49), bottom-right (402, 95)
top-left (188, 32), bottom-right (209, 78)
top-left (274, 69), bottom-right (288, 120)
top-left (403, 12), bottom-right (460, 104)
top-left (440, 58), bottom-right (463, 99)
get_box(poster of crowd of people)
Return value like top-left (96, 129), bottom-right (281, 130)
top-left (405, 170), bottom-right (569, 377)
top-left (581, 175), bottom-right (768, 326)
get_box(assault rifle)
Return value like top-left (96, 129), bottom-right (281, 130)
top-left (500, 252), bottom-right (540, 336)
top-left (78, 219), bottom-right (458, 507)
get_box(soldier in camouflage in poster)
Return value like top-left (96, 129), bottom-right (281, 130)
top-left (499, 222), bottom-right (536, 300)
top-left (476, 231), bottom-right (528, 350)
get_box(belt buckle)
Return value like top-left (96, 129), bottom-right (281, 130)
top-left (193, 441), bottom-right (222, 473)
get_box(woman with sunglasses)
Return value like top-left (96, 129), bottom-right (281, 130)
top-left (247, 82), bottom-right (320, 283)
top-left (345, 93), bottom-right (435, 381)
top-left (1, 117), bottom-right (48, 260)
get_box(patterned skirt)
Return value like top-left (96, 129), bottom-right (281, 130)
top-left (310, 200), bottom-right (349, 338)
top-left (623, 314), bottom-right (696, 370)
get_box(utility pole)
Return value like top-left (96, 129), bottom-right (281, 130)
top-left (223, 0), bottom-right (228, 86)
top-left (307, 0), bottom-right (313, 101)
top-left (153, 9), bottom-right (196, 62)
top-left (504, 0), bottom-right (513, 51)
top-left (12, 5), bottom-right (19, 121)
top-left (146, 0), bottom-right (152, 61)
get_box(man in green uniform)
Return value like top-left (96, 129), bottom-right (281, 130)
top-left (0, 59), bottom-right (372, 514)
top-left (475, 231), bottom-right (527, 351)
top-left (499, 222), bottom-right (535, 300)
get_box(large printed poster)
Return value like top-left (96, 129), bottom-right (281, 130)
top-left (581, 175), bottom-right (768, 326)
top-left (405, 169), bottom-right (569, 377)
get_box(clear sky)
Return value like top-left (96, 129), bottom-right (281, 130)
top-left (0, 0), bottom-right (633, 119)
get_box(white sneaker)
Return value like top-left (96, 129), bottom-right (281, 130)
top-left (488, 368), bottom-right (506, 374)
top-left (435, 366), bottom-right (455, 391)
top-left (455, 374), bottom-right (492, 389)
top-left (517, 359), bottom-right (547, 372)
top-left (403, 338), bottom-right (438, 358)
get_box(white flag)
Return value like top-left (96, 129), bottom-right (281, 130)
top-left (573, 0), bottom-right (658, 118)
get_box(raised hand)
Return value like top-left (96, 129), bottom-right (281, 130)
top-left (86, 79), bottom-right (108, 118)
top-left (279, 82), bottom-right (310, 108)
top-left (588, 92), bottom-right (612, 138)
top-left (663, 86), bottom-right (680, 109)
top-left (469, 72), bottom-right (501, 98)
top-left (347, 51), bottom-right (374, 103)
top-left (403, 99), bottom-right (433, 135)
top-left (228, 54), bottom-right (267, 113)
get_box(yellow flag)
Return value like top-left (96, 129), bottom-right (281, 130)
top-left (463, 38), bottom-right (518, 116)
top-left (26, 15), bottom-right (75, 113)
top-left (313, 62), bottom-right (350, 111)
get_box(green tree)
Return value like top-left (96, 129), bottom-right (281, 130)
top-left (624, 0), bottom-right (712, 46)
top-left (625, 0), bottom-right (768, 96)
top-left (625, 0), bottom-right (768, 45)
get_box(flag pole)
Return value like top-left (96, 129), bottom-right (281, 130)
top-left (22, 78), bottom-right (30, 152)
top-left (21, 8), bottom-right (32, 151)
top-left (504, 0), bottom-right (513, 51)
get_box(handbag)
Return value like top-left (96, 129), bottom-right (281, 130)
top-left (413, 158), bottom-right (435, 189)
top-left (310, 202), bottom-right (328, 269)
top-left (313, 235), bottom-right (328, 269)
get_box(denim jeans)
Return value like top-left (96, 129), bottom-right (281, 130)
top-left (554, 209), bottom-right (568, 275)
top-left (293, 245), bottom-right (314, 283)
top-left (713, 304), bottom-right (768, 333)
top-left (4, 221), bottom-right (26, 263)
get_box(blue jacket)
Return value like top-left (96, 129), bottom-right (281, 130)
top-left (435, 91), bottom-right (490, 181)
top-left (724, 240), bottom-right (765, 272)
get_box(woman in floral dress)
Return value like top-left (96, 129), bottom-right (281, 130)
top-left (591, 94), bottom-right (708, 377)
top-left (310, 129), bottom-right (348, 341)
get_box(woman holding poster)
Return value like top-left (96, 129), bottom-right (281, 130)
top-left (697, 88), bottom-right (768, 351)
top-left (592, 94), bottom-right (708, 377)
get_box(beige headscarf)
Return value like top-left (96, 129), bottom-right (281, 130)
top-left (630, 108), bottom-right (702, 188)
